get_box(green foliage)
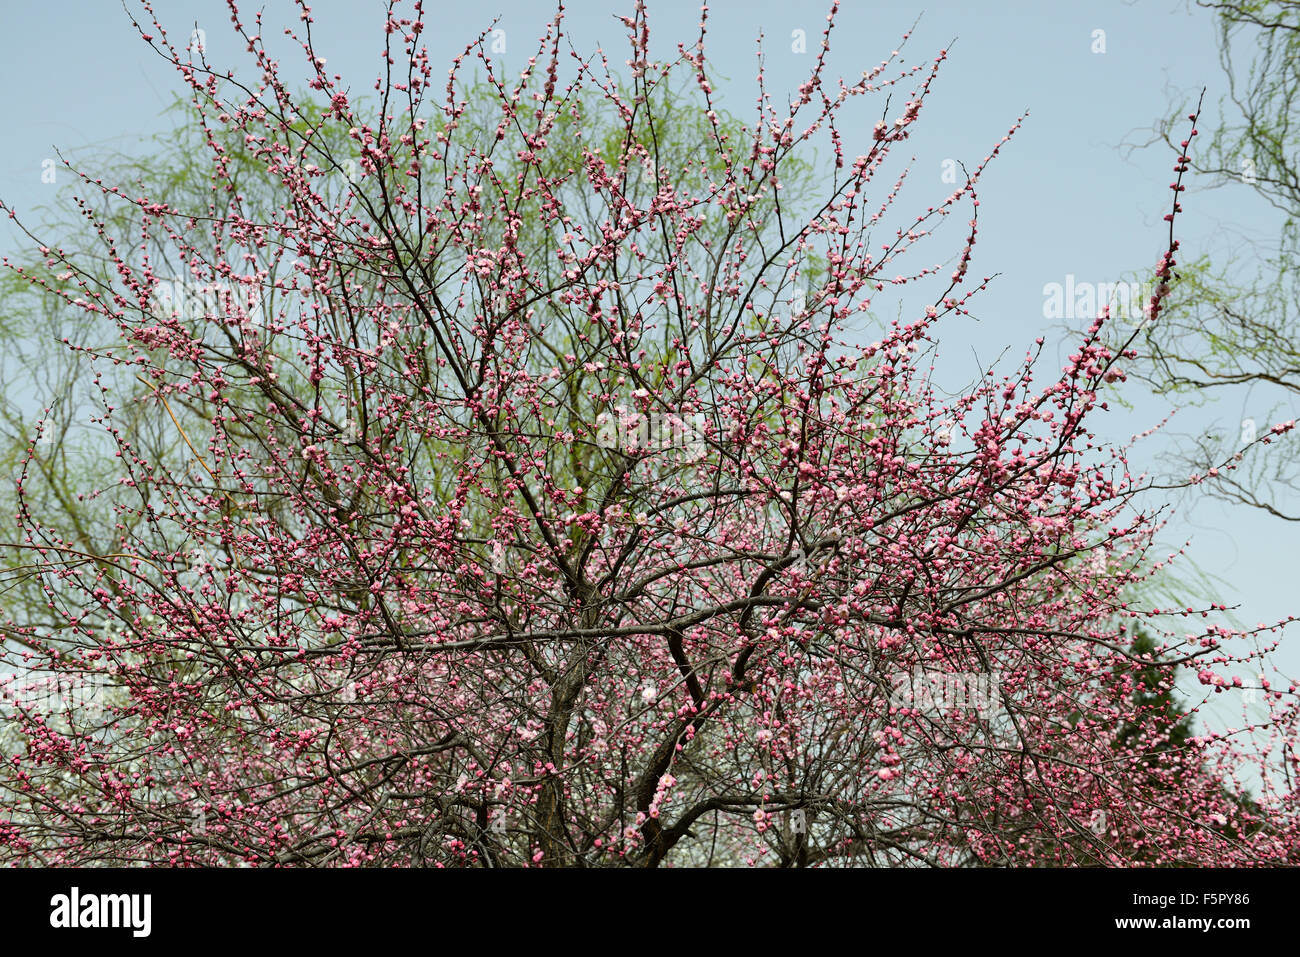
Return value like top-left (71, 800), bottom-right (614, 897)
top-left (1113, 626), bottom-right (1193, 758)
top-left (1113, 1), bottom-right (1300, 519)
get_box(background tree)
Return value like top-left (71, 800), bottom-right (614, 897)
top-left (1120, 0), bottom-right (1300, 520)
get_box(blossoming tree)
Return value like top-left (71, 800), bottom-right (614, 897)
top-left (1, 0), bottom-right (1297, 866)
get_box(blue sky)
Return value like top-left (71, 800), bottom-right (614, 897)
top-left (1, 0), bottom-right (1293, 725)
